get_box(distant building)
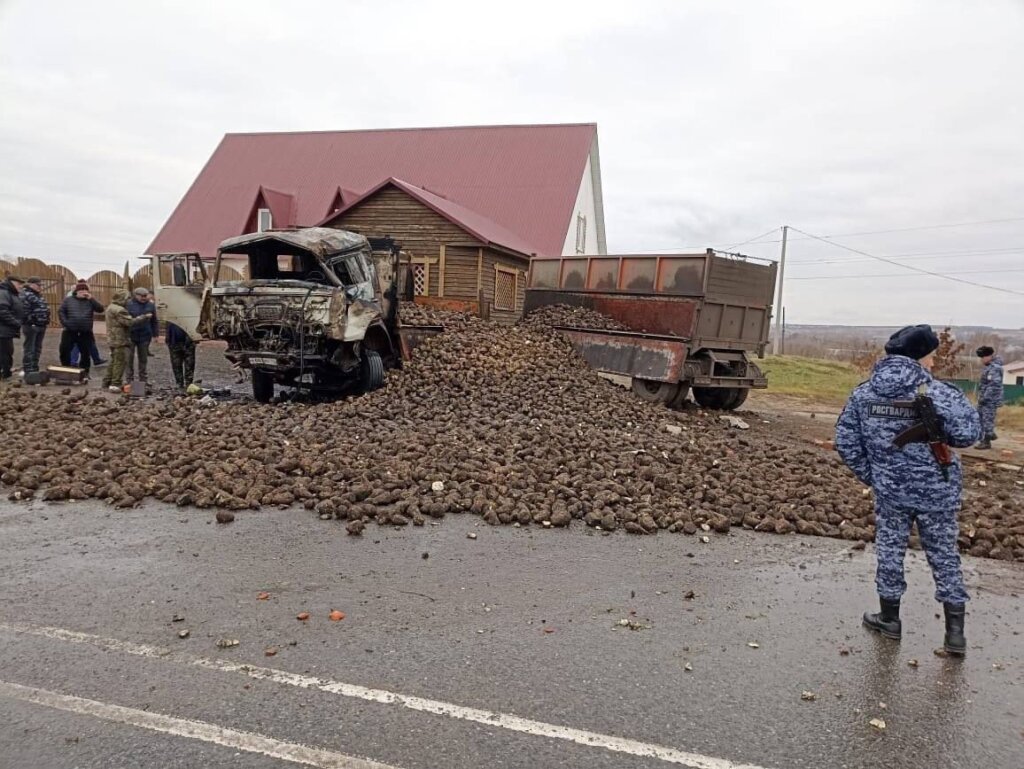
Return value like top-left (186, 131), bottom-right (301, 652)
top-left (1004, 360), bottom-right (1024, 386)
top-left (147, 124), bottom-right (607, 319)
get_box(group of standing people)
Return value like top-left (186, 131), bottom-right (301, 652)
top-left (0, 275), bottom-right (196, 391)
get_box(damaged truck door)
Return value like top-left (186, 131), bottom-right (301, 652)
top-left (151, 253), bottom-right (209, 342)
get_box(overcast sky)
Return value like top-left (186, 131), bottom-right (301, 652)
top-left (2, 0), bottom-right (1023, 326)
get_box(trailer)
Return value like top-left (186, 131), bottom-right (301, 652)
top-left (524, 250), bottom-right (777, 410)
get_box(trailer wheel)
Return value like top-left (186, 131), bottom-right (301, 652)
top-left (360, 350), bottom-right (385, 392)
top-left (669, 384), bottom-right (691, 409)
top-left (631, 377), bottom-right (681, 405)
top-left (723, 388), bottom-right (749, 411)
top-left (692, 387), bottom-right (732, 410)
top-left (252, 370), bottom-right (274, 404)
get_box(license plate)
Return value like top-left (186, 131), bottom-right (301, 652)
top-left (247, 356), bottom-right (278, 367)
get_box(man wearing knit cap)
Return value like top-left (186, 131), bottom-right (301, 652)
top-left (974, 346), bottom-right (1003, 449)
top-left (58, 281), bottom-right (104, 378)
top-left (836, 324), bottom-right (980, 656)
top-left (0, 275), bottom-right (26, 381)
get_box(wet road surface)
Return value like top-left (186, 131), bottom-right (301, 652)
top-left (0, 499), bottom-right (1021, 768)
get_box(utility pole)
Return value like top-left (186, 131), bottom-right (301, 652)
top-left (772, 225), bottom-right (788, 355)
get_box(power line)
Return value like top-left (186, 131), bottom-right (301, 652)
top-left (721, 227), bottom-right (780, 251)
top-left (637, 215), bottom-right (1024, 253)
top-left (790, 267), bottom-right (1024, 281)
top-left (789, 227), bottom-right (1024, 297)
top-left (788, 245), bottom-right (1024, 266)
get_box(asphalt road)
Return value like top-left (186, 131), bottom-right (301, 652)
top-left (0, 499), bottom-right (1022, 769)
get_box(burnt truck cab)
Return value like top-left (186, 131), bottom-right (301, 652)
top-left (204, 227), bottom-right (399, 402)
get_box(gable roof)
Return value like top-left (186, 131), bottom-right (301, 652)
top-left (321, 177), bottom-right (538, 256)
top-left (147, 123), bottom-right (598, 259)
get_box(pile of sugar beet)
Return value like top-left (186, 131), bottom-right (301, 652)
top-left (1, 305), bottom-right (1022, 562)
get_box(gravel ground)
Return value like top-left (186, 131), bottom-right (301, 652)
top-left (2, 312), bottom-right (1023, 561)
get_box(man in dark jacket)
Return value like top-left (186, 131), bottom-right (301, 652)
top-left (20, 276), bottom-right (51, 375)
top-left (125, 287), bottom-right (158, 389)
top-left (58, 281), bottom-right (104, 377)
top-left (0, 275), bottom-right (27, 380)
top-left (836, 324), bottom-right (980, 657)
top-left (974, 346), bottom-right (1004, 449)
top-left (166, 322), bottom-right (196, 390)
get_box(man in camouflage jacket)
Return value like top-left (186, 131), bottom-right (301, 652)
top-left (102, 291), bottom-right (153, 392)
top-left (974, 346), bottom-right (1003, 449)
top-left (836, 324), bottom-right (979, 656)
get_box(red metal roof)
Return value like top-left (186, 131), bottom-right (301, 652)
top-left (147, 124), bottom-right (597, 259)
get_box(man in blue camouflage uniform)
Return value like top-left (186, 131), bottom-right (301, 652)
top-left (836, 325), bottom-right (980, 656)
top-left (974, 345), bottom-right (1003, 450)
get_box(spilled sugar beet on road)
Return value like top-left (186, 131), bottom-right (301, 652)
top-left (0, 307), bottom-right (1022, 562)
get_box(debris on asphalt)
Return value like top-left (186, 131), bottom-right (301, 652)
top-left (747, 641), bottom-right (760, 648)
top-left (177, 629), bottom-right (190, 639)
top-left (257, 592), bottom-right (270, 600)
top-left (264, 646), bottom-right (278, 657)
top-left (296, 612), bottom-right (310, 621)
top-left (869, 718), bottom-right (887, 730)
top-left (215, 511), bottom-right (235, 524)
top-left (908, 659), bottom-right (919, 668)
top-left (1, 308), bottom-right (1021, 561)
top-left (216, 638), bottom-right (239, 649)
top-left (329, 610), bottom-right (345, 621)
top-left (171, 614), bottom-right (185, 622)
top-left (467, 532), bottom-right (478, 540)
top-left (801, 691), bottom-right (817, 701)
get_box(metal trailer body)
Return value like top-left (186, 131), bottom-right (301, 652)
top-left (524, 251), bottom-right (777, 409)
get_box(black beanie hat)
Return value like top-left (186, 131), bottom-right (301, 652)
top-left (976, 345), bottom-right (995, 358)
top-left (884, 324), bottom-right (940, 360)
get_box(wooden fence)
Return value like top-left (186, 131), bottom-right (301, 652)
top-left (1, 258), bottom-right (153, 329)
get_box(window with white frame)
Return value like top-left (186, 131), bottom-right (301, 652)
top-left (257, 208), bottom-right (273, 232)
top-left (575, 213), bottom-right (587, 254)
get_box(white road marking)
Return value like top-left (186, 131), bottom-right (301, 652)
top-left (0, 622), bottom-right (772, 769)
top-left (0, 679), bottom-right (400, 769)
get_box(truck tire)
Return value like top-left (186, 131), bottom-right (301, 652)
top-left (668, 384), bottom-right (691, 409)
top-left (631, 377), bottom-right (681, 405)
top-left (722, 388), bottom-right (749, 411)
top-left (252, 370), bottom-right (274, 403)
top-left (360, 350), bottom-right (385, 392)
top-left (692, 387), bottom-right (732, 410)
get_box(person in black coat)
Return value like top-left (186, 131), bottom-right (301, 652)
top-left (58, 281), bottom-right (104, 376)
top-left (0, 275), bottom-right (27, 380)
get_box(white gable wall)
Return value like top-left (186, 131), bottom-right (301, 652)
top-left (560, 138), bottom-right (607, 255)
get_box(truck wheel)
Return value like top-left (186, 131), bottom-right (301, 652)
top-left (669, 385), bottom-right (691, 409)
top-left (692, 387), bottom-right (731, 410)
top-left (360, 350), bottom-right (385, 392)
top-left (252, 370), bottom-right (274, 403)
top-left (631, 377), bottom-right (681, 405)
top-left (722, 388), bottom-right (749, 411)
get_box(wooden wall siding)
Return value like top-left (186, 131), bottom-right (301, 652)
top-left (329, 188), bottom-right (530, 320)
top-left (482, 251), bottom-right (528, 324)
top-left (332, 188), bottom-right (471, 298)
top-left (443, 246), bottom-right (481, 299)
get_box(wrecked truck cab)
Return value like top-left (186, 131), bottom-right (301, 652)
top-left (204, 227), bottom-right (398, 402)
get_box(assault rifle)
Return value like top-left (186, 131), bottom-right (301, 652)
top-left (892, 393), bottom-right (953, 481)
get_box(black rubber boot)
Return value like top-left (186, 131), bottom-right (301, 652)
top-left (975, 439), bottom-right (992, 450)
top-left (943, 603), bottom-right (966, 657)
top-left (989, 432), bottom-right (998, 441)
top-left (863, 598), bottom-right (902, 640)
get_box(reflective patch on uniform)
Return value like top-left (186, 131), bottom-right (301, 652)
top-left (868, 402), bottom-right (917, 420)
